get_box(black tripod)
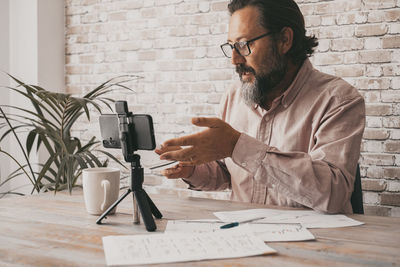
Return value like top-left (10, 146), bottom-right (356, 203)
top-left (96, 153), bottom-right (162, 231)
top-left (96, 101), bottom-right (162, 231)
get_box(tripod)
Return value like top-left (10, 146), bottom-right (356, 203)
top-left (96, 153), bottom-right (162, 231)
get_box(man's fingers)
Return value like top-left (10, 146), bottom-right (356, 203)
top-left (162, 135), bottom-right (197, 147)
top-left (160, 146), bottom-right (193, 161)
top-left (155, 145), bottom-right (181, 155)
top-left (192, 117), bottom-right (222, 128)
top-left (161, 118), bottom-right (224, 148)
top-left (161, 167), bottom-right (182, 179)
top-left (179, 162), bottom-right (195, 167)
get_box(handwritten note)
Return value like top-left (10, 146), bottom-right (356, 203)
top-left (102, 225), bottom-right (276, 266)
top-left (165, 220), bottom-right (224, 233)
top-left (165, 220), bottom-right (315, 242)
top-left (249, 223), bottom-right (315, 242)
top-left (214, 209), bottom-right (364, 229)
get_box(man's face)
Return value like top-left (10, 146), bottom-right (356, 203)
top-left (228, 6), bottom-right (288, 107)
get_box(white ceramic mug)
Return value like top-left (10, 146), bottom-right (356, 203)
top-left (82, 167), bottom-right (120, 215)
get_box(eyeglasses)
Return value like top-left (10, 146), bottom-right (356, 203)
top-left (220, 32), bottom-right (274, 58)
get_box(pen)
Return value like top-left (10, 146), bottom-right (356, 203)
top-left (220, 216), bottom-right (265, 229)
top-left (149, 161), bottom-right (178, 170)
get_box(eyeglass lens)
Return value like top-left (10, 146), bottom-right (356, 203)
top-left (221, 43), bottom-right (250, 58)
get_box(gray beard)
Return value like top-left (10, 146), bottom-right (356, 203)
top-left (241, 80), bottom-right (264, 108)
top-left (240, 54), bottom-right (288, 109)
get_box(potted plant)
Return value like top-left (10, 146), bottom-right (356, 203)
top-left (0, 74), bottom-right (139, 196)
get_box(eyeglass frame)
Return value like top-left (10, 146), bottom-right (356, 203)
top-left (220, 32), bottom-right (275, 58)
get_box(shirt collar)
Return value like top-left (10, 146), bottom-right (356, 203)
top-left (280, 58), bottom-right (313, 109)
top-left (253, 59), bottom-right (313, 113)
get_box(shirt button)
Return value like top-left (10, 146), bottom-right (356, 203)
top-left (241, 162), bottom-right (247, 167)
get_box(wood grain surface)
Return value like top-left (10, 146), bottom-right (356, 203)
top-left (0, 189), bottom-right (399, 266)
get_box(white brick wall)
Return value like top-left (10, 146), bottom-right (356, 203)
top-left (65, 0), bottom-right (400, 217)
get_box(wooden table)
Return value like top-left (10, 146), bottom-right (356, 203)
top-left (0, 190), bottom-right (399, 266)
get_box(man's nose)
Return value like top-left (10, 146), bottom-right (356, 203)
top-left (231, 48), bottom-right (245, 65)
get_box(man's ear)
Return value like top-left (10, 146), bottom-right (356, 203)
top-left (278, 27), bottom-right (294, 55)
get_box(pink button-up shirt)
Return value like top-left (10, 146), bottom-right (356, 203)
top-left (184, 59), bottom-right (365, 214)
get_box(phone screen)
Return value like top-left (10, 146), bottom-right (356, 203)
top-left (131, 115), bottom-right (156, 150)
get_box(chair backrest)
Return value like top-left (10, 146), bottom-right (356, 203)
top-left (351, 164), bottom-right (364, 214)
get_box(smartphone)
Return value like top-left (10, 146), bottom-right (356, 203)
top-left (130, 114), bottom-right (156, 150)
top-left (99, 114), bottom-right (156, 151)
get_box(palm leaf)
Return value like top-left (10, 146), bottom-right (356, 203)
top-left (0, 110), bottom-right (57, 134)
top-left (63, 111), bottom-right (84, 136)
top-left (35, 152), bottom-right (59, 190)
top-left (77, 137), bottom-right (98, 152)
top-left (0, 149), bottom-right (35, 187)
top-left (84, 151), bottom-right (103, 167)
top-left (2, 85), bottom-right (61, 124)
top-left (1, 97), bottom-right (61, 127)
top-left (54, 158), bottom-right (67, 192)
top-left (29, 85), bottom-right (64, 115)
top-left (26, 130), bottom-right (37, 156)
top-left (95, 149), bottom-right (127, 169)
top-left (0, 191), bottom-right (25, 199)
top-left (0, 124), bottom-right (29, 143)
top-left (74, 154), bottom-right (88, 170)
top-left (82, 153), bottom-right (95, 168)
top-left (83, 75), bottom-right (140, 98)
top-left (0, 108), bottom-right (39, 192)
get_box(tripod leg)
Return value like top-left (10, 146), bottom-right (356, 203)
top-left (133, 192), bottom-right (140, 224)
top-left (134, 190), bottom-right (157, 231)
top-left (143, 190), bottom-right (163, 219)
top-left (96, 189), bottom-right (131, 224)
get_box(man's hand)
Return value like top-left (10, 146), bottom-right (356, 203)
top-left (158, 117), bottom-right (241, 165)
top-left (160, 163), bottom-right (195, 179)
top-left (154, 146), bottom-right (195, 179)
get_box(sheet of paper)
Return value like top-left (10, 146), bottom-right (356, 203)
top-left (102, 224), bottom-right (276, 266)
top-left (214, 209), bottom-right (364, 229)
top-left (165, 220), bottom-right (315, 242)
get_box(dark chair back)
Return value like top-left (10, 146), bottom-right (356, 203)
top-left (351, 164), bottom-right (364, 214)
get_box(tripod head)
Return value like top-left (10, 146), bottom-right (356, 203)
top-left (115, 101), bottom-right (139, 163)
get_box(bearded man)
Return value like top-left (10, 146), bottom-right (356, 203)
top-left (156, 0), bottom-right (365, 214)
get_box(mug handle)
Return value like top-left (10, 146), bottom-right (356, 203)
top-left (101, 180), bottom-right (110, 211)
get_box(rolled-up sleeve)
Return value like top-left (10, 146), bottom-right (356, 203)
top-left (182, 160), bottom-right (231, 191)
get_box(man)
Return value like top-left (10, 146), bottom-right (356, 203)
top-left (156, 0), bottom-right (365, 213)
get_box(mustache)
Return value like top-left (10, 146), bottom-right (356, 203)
top-left (235, 64), bottom-right (256, 76)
